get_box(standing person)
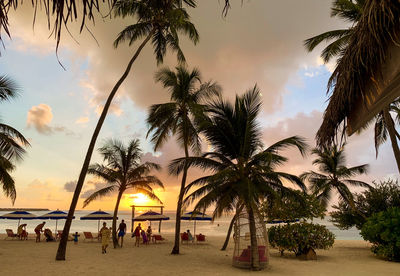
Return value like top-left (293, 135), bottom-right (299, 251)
top-left (100, 222), bottom-right (111, 254)
top-left (146, 226), bottom-right (152, 242)
top-left (133, 223), bottom-right (142, 247)
top-left (117, 219), bottom-right (127, 247)
top-left (141, 229), bottom-right (149, 245)
top-left (34, 222), bottom-right (46, 242)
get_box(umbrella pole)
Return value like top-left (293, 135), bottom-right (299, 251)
top-left (98, 220), bottom-right (100, 233)
top-left (194, 220), bottom-right (196, 243)
top-left (55, 220), bottom-right (58, 233)
top-left (158, 220), bottom-right (161, 233)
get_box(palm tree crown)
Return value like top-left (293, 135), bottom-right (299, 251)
top-left (301, 145), bottom-right (370, 209)
top-left (83, 138), bottom-right (163, 247)
top-left (113, 0), bottom-right (199, 64)
top-left (304, 0), bottom-right (365, 63)
top-left (0, 75), bottom-right (30, 204)
top-left (147, 65), bottom-right (221, 152)
top-left (170, 86), bottom-right (308, 217)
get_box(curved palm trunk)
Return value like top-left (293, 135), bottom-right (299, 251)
top-left (221, 215), bottom-right (235, 251)
top-left (55, 30), bottom-right (154, 261)
top-left (171, 142), bottom-right (189, 255)
top-left (221, 205), bottom-right (243, 251)
top-left (383, 107), bottom-right (400, 173)
top-left (112, 189), bottom-right (124, 248)
top-left (248, 206), bottom-right (261, 271)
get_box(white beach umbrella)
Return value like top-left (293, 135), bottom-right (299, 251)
top-left (181, 211), bottom-right (212, 237)
top-left (38, 209), bottom-right (75, 232)
top-left (80, 210), bottom-right (115, 232)
top-left (0, 211), bottom-right (38, 227)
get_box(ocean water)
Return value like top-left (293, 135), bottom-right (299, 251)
top-left (0, 210), bottom-right (362, 240)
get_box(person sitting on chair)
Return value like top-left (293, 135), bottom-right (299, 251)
top-left (187, 229), bottom-right (193, 242)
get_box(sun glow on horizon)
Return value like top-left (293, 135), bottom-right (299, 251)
top-left (129, 193), bottom-right (151, 205)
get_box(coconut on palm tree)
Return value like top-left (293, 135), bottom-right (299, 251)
top-left (0, 75), bottom-right (30, 204)
top-left (169, 86), bottom-right (308, 269)
top-left (57, 0), bottom-right (199, 260)
top-left (82, 138), bottom-right (163, 248)
top-left (146, 65), bottom-right (221, 254)
top-left (300, 145), bottom-right (370, 216)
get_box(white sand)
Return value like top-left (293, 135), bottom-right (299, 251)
top-left (0, 234), bottom-right (399, 275)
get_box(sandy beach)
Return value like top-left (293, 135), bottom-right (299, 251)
top-left (0, 234), bottom-right (399, 276)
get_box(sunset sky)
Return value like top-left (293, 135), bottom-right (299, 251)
top-left (0, 0), bottom-right (397, 211)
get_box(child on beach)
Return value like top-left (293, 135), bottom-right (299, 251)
top-left (141, 230), bottom-right (148, 245)
top-left (100, 222), bottom-right (111, 254)
top-left (73, 232), bottom-right (80, 244)
top-left (133, 223), bottom-right (142, 247)
top-left (146, 226), bottom-right (152, 241)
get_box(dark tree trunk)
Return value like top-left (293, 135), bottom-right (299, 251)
top-left (55, 30), bottom-right (154, 261)
top-left (171, 142), bottom-right (189, 255)
top-left (221, 205), bottom-right (243, 251)
top-left (112, 189), bottom-right (124, 248)
top-left (383, 107), bottom-right (400, 174)
top-left (248, 206), bottom-right (261, 271)
top-left (221, 215), bottom-right (235, 251)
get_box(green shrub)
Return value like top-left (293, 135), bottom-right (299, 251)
top-left (268, 222), bottom-right (335, 256)
top-left (330, 179), bottom-right (400, 230)
top-left (360, 207), bottom-right (400, 262)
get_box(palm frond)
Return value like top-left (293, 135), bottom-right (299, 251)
top-left (82, 185), bottom-right (118, 208)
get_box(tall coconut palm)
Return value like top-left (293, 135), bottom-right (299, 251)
top-left (0, 75), bottom-right (30, 204)
top-left (169, 86), bottom-right (308, 270)
top-left (304, 0), bottom-right (400, 173)
top-left (300, 145), bottom-right (370, 217)
top-left (82, 138), bottom-right (163, 248)
top-left (146, 65), bottom-right (221, 254)
top-left (57, 0), bottom-right (199, 260)
top-left (304, 0), bottom-right (365, 63)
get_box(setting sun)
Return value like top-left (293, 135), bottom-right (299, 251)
top-left (129, 193), bottom-right (151, 205)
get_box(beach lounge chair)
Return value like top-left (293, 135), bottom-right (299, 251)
top-left (83, 232), bottom-right (98, 242)
top-left (5, 229), bottom-right (18, 240)
top-left (152, 234), bottom-right (165, 243)
top-left (181, 232), bottom-right (189, 244)
top-left (196, 234), bottom-right (206, 243)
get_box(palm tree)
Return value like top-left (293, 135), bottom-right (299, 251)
top-left (146, 65), bottom-right (221, 254)
top-left (82, 138), bottom-right (163, 248)
top-left (305, 0), bottom-right (400, 173)
top-left (300, 145), bottom-right (370, 217)
top-left (373, 100), bottom-right (400, 172)
top-left (57, 0), bottom-right (199, 260)
top-left (304, 0), bottom-right (365, 63)
top-left (169, 86), bottom-right (308, 270)
top-left (0, 75), bottom-right (30, 204)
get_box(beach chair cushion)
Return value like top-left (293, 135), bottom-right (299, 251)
top-left (196, 234), bottom-right (206, 242)
top-left (181, 233), bottom-right (189, 241)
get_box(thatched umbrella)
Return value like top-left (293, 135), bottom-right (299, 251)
top-left (317, 0), bottom-right (400, 153)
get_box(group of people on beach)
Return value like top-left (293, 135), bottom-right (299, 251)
top-left (132, 223), bottom-right (153, 247)
top-left (11, 219), bottom-right (165, 254)
top-left (16, 221), bottom-right (56, 242)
